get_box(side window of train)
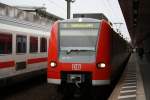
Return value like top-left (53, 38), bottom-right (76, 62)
top-left (16, 35), bottom-right (27, 53)
top-left (40, 37), bottom-right (47, 52)
top-left (30, 36), bottom-right (38, 53)
top-left (0, 33), bottom-right (12, 54)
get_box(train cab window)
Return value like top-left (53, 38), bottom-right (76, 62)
top-left (0, 33), bottom-right (12, 54)
top-left (16, 35), bottom-right (27, 53)
top-left (59, 22), bottom-right (100, 63)
top-left (30, 36), bottom-right (38, 53)
top-left (40, 37), bottom-right (47, 52)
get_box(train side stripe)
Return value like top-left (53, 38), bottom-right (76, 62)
top-left (27, 57), bottom-right (47, 64)
top-left (0, 61), bottom-right (15, 69)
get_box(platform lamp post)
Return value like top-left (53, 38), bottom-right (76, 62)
top-left (65, 0), bottom-right (75, 19)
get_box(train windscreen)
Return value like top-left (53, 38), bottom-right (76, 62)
top-left (59, 22), bottom-right (100, 63)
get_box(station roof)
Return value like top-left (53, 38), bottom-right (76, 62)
top-left (119, 0), bottom-right (150, 47)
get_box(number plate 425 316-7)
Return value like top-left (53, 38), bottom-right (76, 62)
top-left (72, 64), bottom-right (81, 70)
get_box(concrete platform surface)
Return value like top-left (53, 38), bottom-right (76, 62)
top-left (108, 54), bottom-right (146, 100)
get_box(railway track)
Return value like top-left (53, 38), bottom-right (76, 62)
top-left (0, 79), bottom-right (111, 100)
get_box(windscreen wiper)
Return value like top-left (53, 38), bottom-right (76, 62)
top-left (66, 49), bottom-right (95, 54)
top-left (66, 49), bottom-right (79, 54)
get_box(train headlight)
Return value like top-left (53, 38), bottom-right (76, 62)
top-left (97, 63), bottom-right (106, 68)
top-left (50, 61), bottom-right (57, 68)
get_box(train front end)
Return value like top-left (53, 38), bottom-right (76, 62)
top-left (47, 18), bottom-right (111, 87)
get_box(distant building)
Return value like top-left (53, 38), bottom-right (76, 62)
top-left (14, 6), bottom-right (63, 21)
top-left (0, 3), bottom-right (63, 27)
top-left (73, 13), bottom-right (108, 21)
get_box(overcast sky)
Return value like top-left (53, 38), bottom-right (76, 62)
top-left (0, 0), bottom-right (131, 41)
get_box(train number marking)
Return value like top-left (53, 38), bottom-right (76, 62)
top-left (72, 64), bottom-right (81, 70)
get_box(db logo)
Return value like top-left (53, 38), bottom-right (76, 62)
top-left (72, 64), bottom-right (81, 70)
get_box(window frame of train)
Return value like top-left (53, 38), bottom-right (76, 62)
top-left (0, 33), bottom-right (12, 54)
top-left (30, 36), bottom-right (38, 53)
top-left (40, 37), bottom-right (47, 52)
top-left (16, 35), bottom-right (27, 53)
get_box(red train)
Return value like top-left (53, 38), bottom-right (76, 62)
top-left (47, 18), bottom-right (130, 97)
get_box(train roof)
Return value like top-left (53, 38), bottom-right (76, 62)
top-left (60, 18), bottom-right (101, 23)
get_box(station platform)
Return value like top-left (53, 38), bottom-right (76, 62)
top-left (109, 54), bottom-right (147, 100)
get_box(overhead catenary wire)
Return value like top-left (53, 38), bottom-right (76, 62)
top-left (106, 0), bottom-right (121, 20)
top-left (47, 0), bottom-right (65, 10)
top-left (107, 0), bottom-right (131, 41)
top-left (104, 0), bottom-right (124, 33)
top-left (45, 0), bottom-right (66, 17)
top-left (103, 0), bottom-right (123, 23)
top-left (103, 0), bottom-right (115, 21)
